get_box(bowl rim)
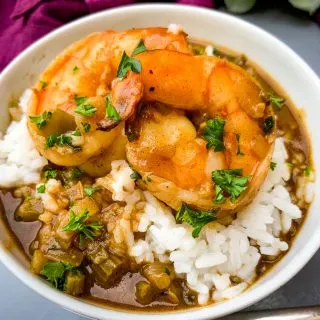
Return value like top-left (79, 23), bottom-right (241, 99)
top-left (1, 3), bottom-right (320, 320)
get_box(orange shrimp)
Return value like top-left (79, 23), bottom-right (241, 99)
top-left (125, 50), bottom-right (275, 212)
top-left (27, 28), bottom-right (191, 166)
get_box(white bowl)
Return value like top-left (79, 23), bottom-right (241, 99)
top-left (0, 4), bottom-right (320, 320)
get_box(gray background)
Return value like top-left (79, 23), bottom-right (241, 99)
top-left (0, 7), bottom-right (319, 320)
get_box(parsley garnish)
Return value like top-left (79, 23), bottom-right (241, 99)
top-left (45, 133), bottom-right (57, 148)
top-left (192, 45), bottom-right (205, 55)
top-left (269, 93), bottom-right (285, 111)
top-left (29, 111), bottom-right (52, 129)
top-left (270, 162), bottom-right (277, 171)
top-left (72, 66), bottom-right (79, 73)
top-left (84, 186), bottom-right (99, 197)
top-left (132, 39), bottom-right (147, 56)
top-left (236, 133), bottom-right (244, 156)
top-left (105, 96), bottom-right (121, 122)
top-left (130, 169), bottom-right (142, 180)
top-left (176, 203), bottom-right (217, 238)
top-left (82, 122), bottom-right (91, 133)
top-left (117, 51), bottom-right (142, 78)
top-left (45, 133), bottom-right (74, 149)
top-left (304, 163), bottom-right (312, 177)
top-left (41, 262), bottom-right (78, 289)
top-left (72, 128), bottom-right (81, 136)
top-left (117, 40), bottom-right (146, 78)
top-left (212, 169), bottom-right (249, 204)
top-left (74, 96), bottom-right (96, 117)
top-left (39, 81), bottom-right (48, 89)
top-left (45, 168), bottom-right (57, 180)
top-left (262, 116), bottom-right (274, 134)
top-left (62, 210), bottom-right (103, 243)
top-left (37, 184), bottom-right (46, 194)
top-left (71, 167), bottom-right (83, 180)
top-left (203, 117), bottom-right (226, 152)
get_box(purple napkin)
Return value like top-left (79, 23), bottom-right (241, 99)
top-left (0, 0), bottom-right (214, 72)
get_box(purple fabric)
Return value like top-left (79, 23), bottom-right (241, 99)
top-left (0, 0), bottom-right (318, 73)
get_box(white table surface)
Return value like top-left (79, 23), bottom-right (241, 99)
top-left (0, 7), bottom-right (319, 320)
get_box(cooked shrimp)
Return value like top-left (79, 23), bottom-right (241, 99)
top-left (126, 50), bottom-right (275, 212)
top-left (28, 28), bottom-right (190, 166)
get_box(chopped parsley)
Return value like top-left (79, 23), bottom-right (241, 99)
top-left (45, 133), bottom-right (57, 148)
top-left (41, 262), bottom-right (79, 290)
top-left (203, 117), bottom-right (225, 152)
top-left (44, 168), bottom-right (58, 180)
top-left (212, 169), bottom-right (249, 204)
top-left (37, 183), bottom-right (46, 194)
top-left (82, 122), bottom-right (91, 133)
top-left (117, 51), bottom-right (142, 78)
top-left (72, 66), bottom-right (79, 73)
top-left (269, 93), bottom-right (285, 111)
top-left (176, 203), bottom-right (217, 238)
top-left (192, 45), bottom-right (205, 55)
top-left (62, 210), bottom-right (103, 243)
top-left (71, 167), bottom-right (83, 180)
top-left (130, 169), bottom-right (142, 180)
top-left (262, 116), bottom-right (274, 134)
top-left (304, 163), bottom-right (312, 177)
top-left (29, 111), bottom-right (52, 129)
top-left (45, 133), bottom-right (74, 149)
top-left (105, 96), bottom-right (121, 122)
top-left (131, 39), bottom-right (147, 56)
top-left (72, 128), bottom-right (81, 136)
top-left (117, 41), bottom-right (146, 78)
top-left (74, 96), bottom-right (96, 117)
top-left (270, 161), bottom-right (277, 171)
top-left (236, 133), bottom-right (244, 156)
top-left (84, 186), bottom-right (99, 197)
top-left (39, 81), bottom-right (48, 89)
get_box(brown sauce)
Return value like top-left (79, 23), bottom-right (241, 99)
top-left (0, 40), bottom-right (312, 312)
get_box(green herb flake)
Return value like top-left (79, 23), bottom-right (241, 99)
top-left (212, 169), bottom-right (250, 204)
top-left (39, 81), bottom-right (48, 89)
top-left (130, 169), bottom-right (142, 180)
top-left (262, 116), bottom-right (274, 134)
top-left (37, 183), bottom-right (46, 194)
top-left (117, 52), bottom-right (142, 78)
top-left (236, 133), bottom-right (244, 156)
top-left (29, 111), bottom-right (52, 129)
top-left (45, 133), bottom-right (57, 148)
top-left (131, 39), bottom-right (147, 56)
top-left (269, 93), bottom-right (285, 111)
top-left (74, 95), bottom-right (96, 117)
top-left (270, 161), bottom-right (277, 171)
top-left (304, 163), bottom-right (312, 177)
top-left (105, 96), bottom-right (121, 122)
top-left (62, 210), bottom-right (104, 241)
top-left (176, 203), bottom-right (217, 238)
top-left (82, 122), bottom-right (91, 133)
top-left (41, 262), bottom-right (77, 289)
top-left (203, 117), bottom-right (226, 152)
top-left (165, 267), bottom-right (171, 275)
top-left (72, 128), bottom-right (82, 136)
top-left (84, 186), bottom-right (99, 197)
top-left (192, 45), bottom-right (205, 55)
top-left (72, 66), bottom-right (79, 73)
top-left (71, 167), bottom-right (83, 180)
top-left (45, 168), bottom-right (58, 180)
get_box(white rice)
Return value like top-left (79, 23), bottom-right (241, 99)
top-left (0, 90), bottom-right (47, 187)
top-left (100, 137), bottom-right (311, 305)
top-left (167, 24), bottom-right (183, 35)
